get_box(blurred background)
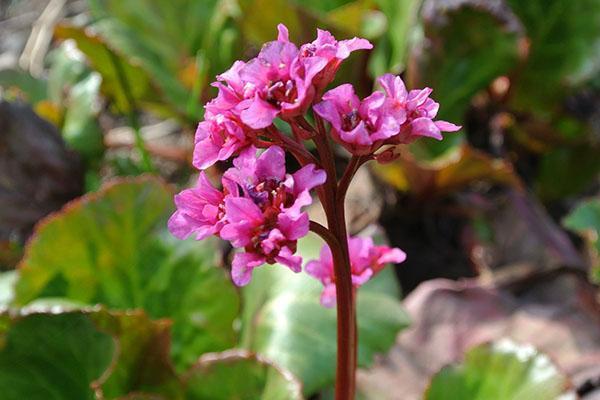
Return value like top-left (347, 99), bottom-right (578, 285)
top-left (0, 0), bottom-right (599, 399)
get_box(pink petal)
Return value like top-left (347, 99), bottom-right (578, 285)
top-left (277, 24), bottom-right (290, 42)
top-left (231, 252), bottom-right (265, 286)
top-left (337, 37), bottom-right (373, 58)
top-left (291, 164), bottom-right (327, 194)
top-left (277, 211), bottom-right (309, 241)
top-left (320, 283), bottom-right (337, 308)
top-left (313, 100), bottom-right (342, 132)
top-left (256, 145), bottom-right (286, 181)
top-left (223, 197), bottom-right (263, 224)
top-left (322, 84), bottom-right (360, 111)
top-left (435, 120), bottom-right (462, 132)
top-left (351, 268), bottom-right (373, 286)
top-left (274, 246), bottom-right (302, 273)
top-left (338, 121), bottom-right (372, 146)
top-left (377, 247), bottom-right (407, 265)
top-left (261, 229), bottom-right (286, 254)
top-left (240, 95), bottom-right (280, 129)
top-left (410, 117), bottom-right (443, 140)
top-left (378, 73), bottom-right (407, 102)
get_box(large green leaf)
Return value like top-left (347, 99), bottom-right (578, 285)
top-left (507, 0), bottom-right (600, 110)
top-left (14, 176), bottom-right (240, 370)
top-left (425, 340), bottom-right (572, 400)
top-left (240, 233), bottom-right (409, 395)
top-left (0, 306), bottom-right (179, 400)
top-left (184, 350), bottom-right (303, 400)
top-left (80, 0), bottom-right (239, 121)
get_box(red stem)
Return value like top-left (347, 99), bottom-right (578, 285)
top-left (337, 155), bottom-right (367, 204)
top-left (312, 114), bottom-right (357, 400)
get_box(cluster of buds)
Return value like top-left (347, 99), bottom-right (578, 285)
top-left (169, 24), bottom-right (459, 306)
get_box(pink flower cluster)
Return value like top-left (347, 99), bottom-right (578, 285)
top-left (313, 74), bottom-right (460, 156)
top-left (194, 24), bottom-right (372, 170)
top-left (169, 23), bottom-right (458, 302)
top-left (170, 145), bottom-right (325, 286)
top-left (306, 236), bottom-right (406, 307)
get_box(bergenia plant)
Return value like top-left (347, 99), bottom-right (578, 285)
top-left (169, 24), bottom-right (459, 399)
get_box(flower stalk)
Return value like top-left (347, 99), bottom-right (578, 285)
top-left (168, 23), bottom-right (458, 400)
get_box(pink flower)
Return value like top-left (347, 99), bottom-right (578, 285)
top-left (280, 24), bottom-right (372, 96)
top-left (220, 145), bottom-right (326, 285)
top-left (237, 24), bottom-right (372, 129)
top-left (193, 110), bottom-right (251, 170)
top-left (208, 60), bottom-right (248, 114)
top-left (305, 236), bottom-right (406, 307)
top-left (378, 74), bottom-right (461, 144)
top-left (168, 172), bottom-right (230, 241)
top-left (313, 84), bottom-right (400, 155)
top-left (239, 37), bottom-right (326, 129)
top-left (314, 74), bottom-right (461, 155)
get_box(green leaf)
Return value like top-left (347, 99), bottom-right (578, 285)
top-left (61, 72), bottom-right (104, 160)
top-left (563, 196), bottom-right (600, 281)
top-left (413, 3), bottom-right (520, 123)
top-left (0, 69), bottom-right (48, 104)
top-left (80, 0), bottom-right (240, 122)
top-left (184, 350), bottom-right (303, 400)
top-left (0, 306), bottom-right (179, 400)
top-left (54, 24), bottom-right (156, 115)
top-left (507, 0), bottom-right (600, 110)
top-left (15, 176), bottom-right (240, 370)
top-left (535, 145), bottom-right (600, 200)
top-left (369, 0), bottom-right (422, 77)
top-left (0, 271), bottom-right (17, 308)
top-left (373, 144), bottom-right (522, 196)
top-left (238, 0), bottom-right (302, 45)
top-left (240, 233), bottom-right (409, 395)
top-left (425, 339), bottom-right (572, 400)
top-left (563, 197), bottom-right (600, 256)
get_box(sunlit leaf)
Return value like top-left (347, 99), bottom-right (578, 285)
top-left (0, 306), bottom-right (179, 400)
top-left (54, 24), bottom-right (156, 114)
top-left (425, 339), bottom-right (573, 400)
top-left (184, 350), bottom-right (303, 400)
top-left (81, 0), bottom-right (240, 122)
top-left (0, 69), bottom-right (47, 104)
top-left (240, 233), bottom-right (409, 395)
top-left (373, 145), bottom-right (522, 196)
top-left (368, 0), bottom-right (421, 77)
top-left (15, 176), bottom-right (240, 370)
top-left (507, 0), bottom-right (600, 110)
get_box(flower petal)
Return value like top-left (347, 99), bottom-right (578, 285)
top-left (231, 252), bottom-right (265, 286)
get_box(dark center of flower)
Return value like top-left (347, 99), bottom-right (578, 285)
top-left (265, 79), bottom-right (298, 106)
top-left (246, 178), bottom-right (294, 210)
top-left (300, 44), bottom-right (317, 58)
top-left (341, 109), bottom-right (360, 131)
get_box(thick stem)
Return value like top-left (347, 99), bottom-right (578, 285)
top-left (337, 155), bottom-right (367, 204)
top-left (313, 114), bottom-right (357, 400)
